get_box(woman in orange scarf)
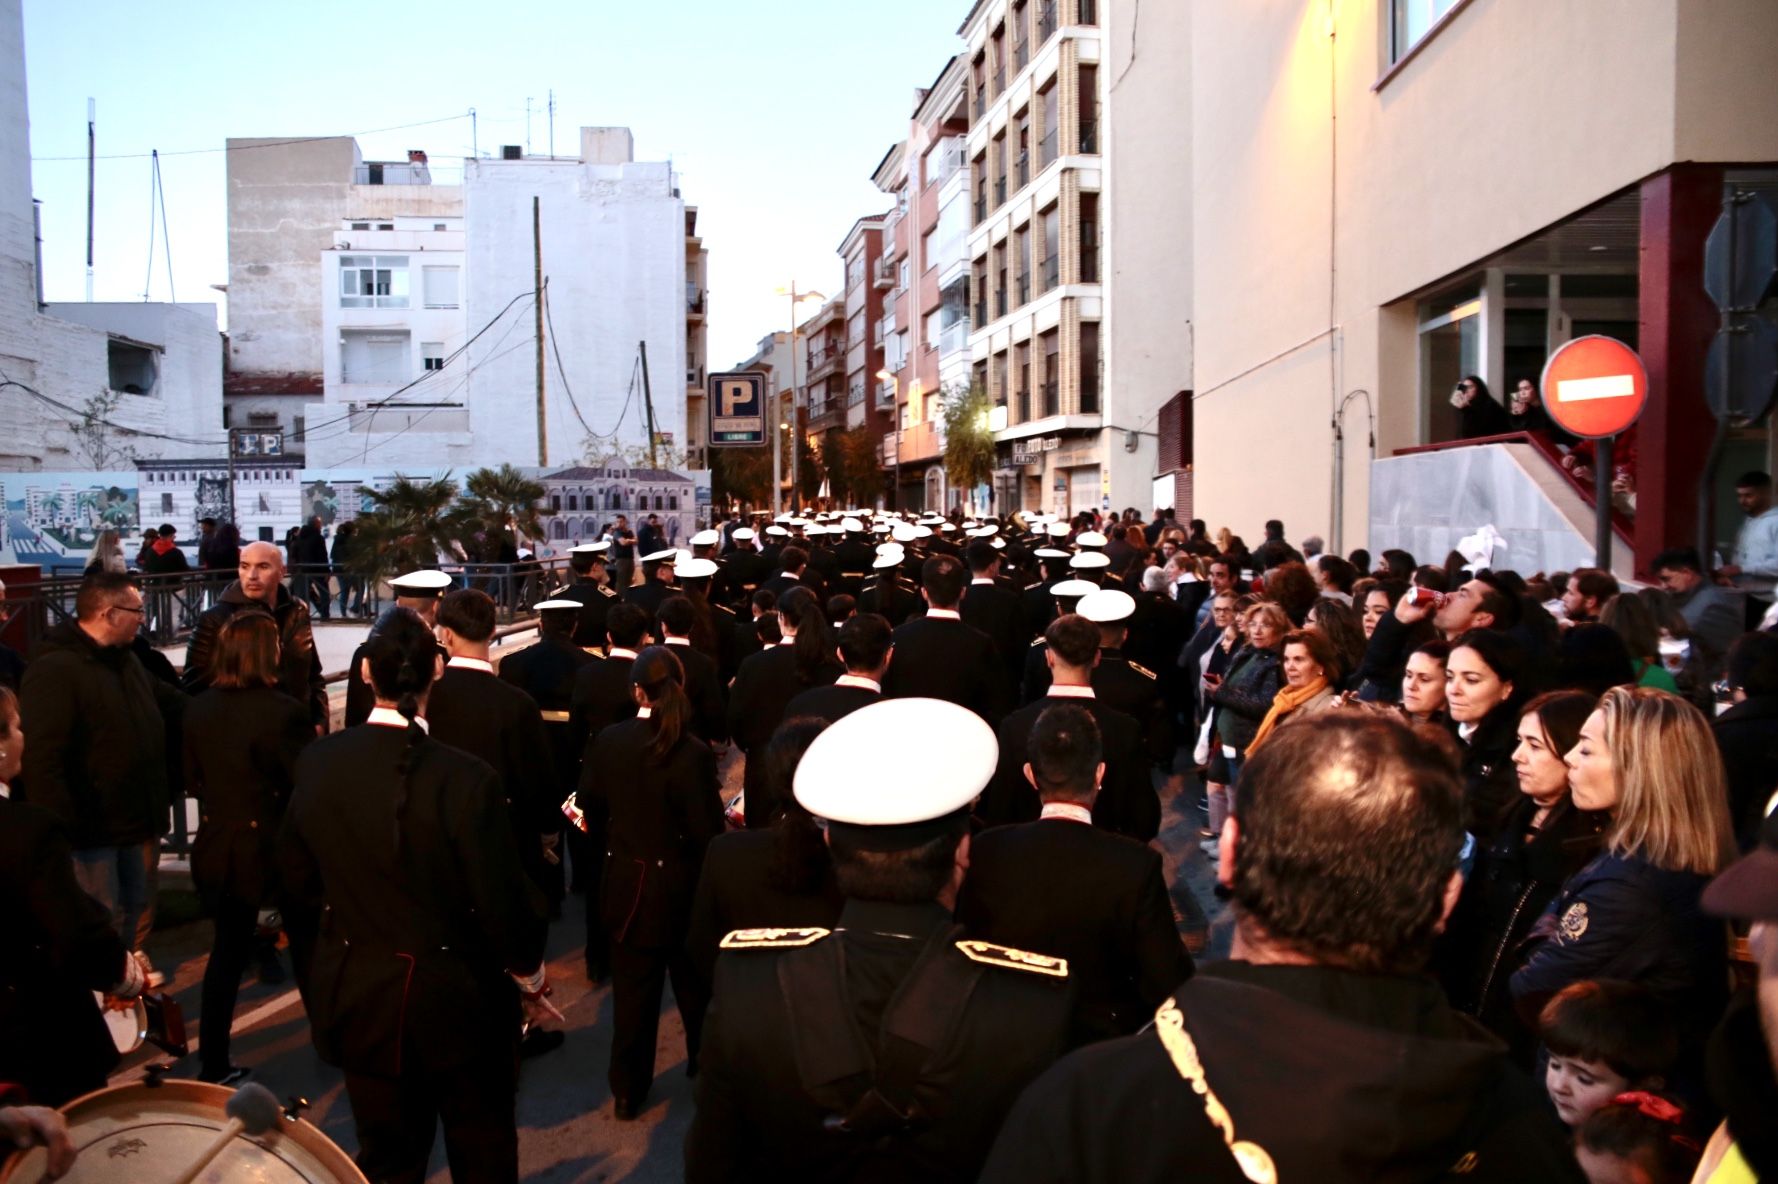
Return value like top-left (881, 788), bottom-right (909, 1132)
top-left (1246, 629), bottom-right (1341, 754)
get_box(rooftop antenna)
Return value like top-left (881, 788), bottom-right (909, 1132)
top-left (85, 98), bottom-right (94, 302)
top-left (526, 96), bottom-right (533, 155)
top-left (548, 89), bottom-right (555, 159)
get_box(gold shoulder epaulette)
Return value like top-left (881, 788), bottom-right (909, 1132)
top-left (539, 709), bottom-right (570, 723)
top-left (955, 940), bottom-right (1068, 977)
top-left (1030, 637), bottom-right (1046, 648)
top-left (1128, 661), bottom-right (1157, 680)
top-left (1024, 581), bottom-right (1042, 590)
top-left (719, 926), bottom-right (831, 950)
top-left (599, 586), bottom-right (618, 598)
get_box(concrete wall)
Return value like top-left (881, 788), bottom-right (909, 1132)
top-left (463, 141), bottom-right (687, 469)
top-left (0, 0), bottom-right (35, 359)
top-left (1188, 0), bottom-right (1778, 551)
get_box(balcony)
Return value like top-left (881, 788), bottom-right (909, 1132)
top-left (876, 380), bottom-right (898, 411)
top-left (938, 320), bottom-right (969, 355)
top-left (974, 296), bottom-right (989, 326)
top-left (992, 66), bottom-right (1005, 95)
top-left (1016, 386), bottom-right (1031, 423)
top-left (974, 191), bottom-right (988, 225)
top-left (1014, 39), bottom-right (1028, 70)
top-left (1042, 379), bottom-right (1059, 418)
top-left (1015, 152), bottom-right (1029, 190)
top-left (994, 177), bottom-right (1007, 207)
top-left (995, 287), bottom-right (1008, 318)
top-left (872, 257), bottom-right (895, 289)
top-left (898, 419), bottom-right (943, 464)
top-left (686, 283), bottom-right (705, 316)
top-left (1042, 255), bottom-right (1060, 291)
top-left (1016, 275), bottom-right (1030, 307)
top-left (1080, 237), bottom-right (1099, 284)
top-left (1080, 120), bottom-right (1099, 154)
top-left (1039, 128), bottom-right (1057, 168)
top-left (1038, 0), bottom-right (1056, 42)
top-left (975, 83), bottom-right (987, 118)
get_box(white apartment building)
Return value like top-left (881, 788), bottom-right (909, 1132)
top-left (0, 0), bottom-right (224, 471)
top-left (299, 215), bottom-right (469, 467)
top-left (462, 128), bottom-right (688, 470)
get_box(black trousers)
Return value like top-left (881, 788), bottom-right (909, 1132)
top-left (199, 894), bottom-right (260, 1075)
top-left (577, 814), bottom-right (609, 978)
top-left (343, 1049), bottom-right (519, 1184)
top-left (608, 939), bottom-right (706, 1103)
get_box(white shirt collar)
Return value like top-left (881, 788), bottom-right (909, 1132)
top-left (636, 705), bottom-right (653, 719)
top-left (1457, 720), bottom-right (1478, 742)
top-left (446, 656), bottom-right (493, 674)
top-left (971, 577), bottom-right (996, 585)
top-left (834, 674), bottom-right (882, 692)
top-left (366, 706), bottom-right (429, 733)
top-left (1046, 684), bottom-right (1095, 699)
top-left (925, 608), bottom-right (961, 620)
top-left (1040, 802), bottom-right (1094, 824)
top-left (606, 646), bottom-right (638, 661)
top-left (664, 636), bottom-right (691, 646)
top-left (0, 782), bottom-right (9, 800)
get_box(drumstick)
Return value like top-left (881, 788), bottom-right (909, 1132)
top-left (166, 1083), bottom-right (282, 1184)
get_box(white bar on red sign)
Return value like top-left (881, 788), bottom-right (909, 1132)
top-left (1555, 374), bottom-right (1636, 403)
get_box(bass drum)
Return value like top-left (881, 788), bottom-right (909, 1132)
top-left (0, 1079), bottom-right (367, 1183)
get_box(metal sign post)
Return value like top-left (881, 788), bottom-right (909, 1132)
top-left (1540, 335), bottom-right (1649, 571)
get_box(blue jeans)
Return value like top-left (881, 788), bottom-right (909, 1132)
top-left (71, 841), bottom-right (158, 952)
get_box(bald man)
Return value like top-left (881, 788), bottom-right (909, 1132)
top-left (185, 539), bottom-right (328, 730)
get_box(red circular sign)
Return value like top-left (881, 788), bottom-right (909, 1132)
top-left (1539, 335), bottom-right (1648, 439)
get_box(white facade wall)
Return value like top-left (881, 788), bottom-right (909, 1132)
top-left (463, 129), bottom-right (687, 470)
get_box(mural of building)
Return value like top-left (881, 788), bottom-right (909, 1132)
top-left (136, 459), bottom-right (305, 544)
top-left (539, 465), bottom-right (701, 546)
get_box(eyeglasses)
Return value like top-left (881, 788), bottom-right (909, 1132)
top-left (109, 604), bottom-right (146, 617)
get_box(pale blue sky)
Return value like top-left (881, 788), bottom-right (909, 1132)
top-left (22, 0), bottom-right (965, 368)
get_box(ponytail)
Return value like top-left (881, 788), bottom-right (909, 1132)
top-left (779, 586), bottom-right (834, 685)
top-left (363, 607), bottom-right (440, 854)
top-left (631, 646), bottom-right (690, 760)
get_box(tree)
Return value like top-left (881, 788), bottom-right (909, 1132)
top-left (71, 389), bottom-right (141, 470)
top-left (823, 426), bottom-right (882, 509)
top-left (941, 380), bottom-right (995, 500)
top-left (347, 474), bottom-right (461, 580)
top-left (456, 464), bottom-right (549, 555)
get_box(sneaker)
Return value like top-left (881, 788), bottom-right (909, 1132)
top-left (134, 950), bottom-right (166, 990)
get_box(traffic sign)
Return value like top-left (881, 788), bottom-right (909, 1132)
top-left (1703, 189), bottom-right (1777, 312)
top-left (1705, 316), bottom-right (1778, 425)
top-left (1540, 335), bottom-right (1648, 439)
top-left (707, 371), bottom-right (765, 448)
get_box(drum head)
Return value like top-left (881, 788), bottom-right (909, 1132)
top-left (93, 992), bottom-right (145, 1055)
top-left (0, 1080), bottom-right (367, 1183)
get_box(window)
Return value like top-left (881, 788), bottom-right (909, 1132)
top-left (293, 415), bottom-right (305, 442)
top-left (847, 310), bottom-right (866, 347)
top-left (568, 494), bottom-right (579, 511)
top-left (351, 222), bottom-right (370, 231)
top-left (1039, 85), bottom-right (1059, 166)
top-left (1041, 330), bottom-right (1060, 416)
top-left (339, 255), bottom-right (409, 309)
top-left (899, 260), bottom-right (911, 290)
top-left (340, 330), bottom-right (410, 384)
top-left (1078, 65), bottom-right (1099, 153)
top-left (1042, 205), bottom-right (1061, 291)
top-left (107, 339), bottom-right (158, 395)
top-left (433, 223), bottom-right (447, 231)
top-left (921, 227), bottom-right (936, 271)
top-left (422, 265), bottom-right (459, 309)
top-left (1014, 110), bottom-right (1031, 189)
top-left (847, 253), bottom-right (866, 291)
top-left (160, 492), bottom-right (173, 514)
top-left (1391, 0), bottom-right (1463, 61)
top-left (257, 493), bottom-right (271, 514)
top-left (1079, 194), bottom-right (1100, 283)
top-left (422, 342), bottom-right (445, 371)
top-left (993, 243), bottom-right (1008, 319)
top-left (1015, 226), bottom-right (1032, 307)
top-left (376, 223), bottom-right (393, 231)
top-left (1015, 341), bottom-right (1031, 422)
top-left (1079, 321), bottom-right (1100, 414)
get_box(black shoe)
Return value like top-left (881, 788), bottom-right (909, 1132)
top-left (199, 1065), bottom-right (250, 1086)
top-left (613, 1096), bottom-right (640, 1121)
top-left (519, 1029), bottom-right (565, 1060)
top-left (585, 962), bottom-right (608, 986)
top-left (257, 948), bottom-right (287, 985)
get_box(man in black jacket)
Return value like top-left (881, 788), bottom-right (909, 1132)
top-left (626, 549), bottom-right (679, 618)
top-left (184, 541), bottom-right (328, 731)
top-left (962, 541), bottom-right (1027, 701)
top-left (1715, 632), bottom-right (1778, 849)
top-left (500, 599), bottom-right (595, 900)
top-left (785, 613), bottom-right (891, 723)
top-left (981, 713), bottom-right (1580, 1184)
top-left (659, 595), bottom-right (727, 744)
top-left (959, 704), bottom-right (1190, 1045)
top-left (344, 570), bottom-right (451, 726)
top-left (1079, 589), bottom-right (1175, 767)
top-left (550, 542), bottom-right (620, 650)
top-left (19, 572), bottom-right (181, 984)
top-left (883, 555), bottom-right (1003, 723)
top-left (980, 614), bottom-right (1159, 842)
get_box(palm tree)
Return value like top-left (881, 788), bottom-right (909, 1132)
top-left (348, 474), bottom-right (461, 580)
top-left (461, 464), bottom-right (548, 551)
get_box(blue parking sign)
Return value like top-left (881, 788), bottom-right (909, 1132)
top-left (707, 372), bottom-right (766, 447)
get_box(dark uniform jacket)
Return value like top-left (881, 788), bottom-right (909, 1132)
top-left (498, 632), bottom-right (594, 804)
top-left (981, 962), bottom-right (1581, 1184)
top-left (425, 661), bottom-right (558, 883)
top-left (19, 620), bottom-right (175, 849)
top-left (1021, 572), bottom-right (1068, 642)
top-left (829, 540), bottom-right (877, 596)
top-left (685, 828), bottom-right (844, 987)
top-left (962, 579), bottom-right (1027, 695)
top-left (0, 795), bottom-right (130, 1106)
top-left (958, 817), bottom-right (1191, 1044)
top-left (1091, 647), bottom-right (1173, 764)
top-left (665, 639), bottom-right (728, 743)
top-left (882, 613), bottom-right (1004, 723)
top-left (728, 645), bottom-right (841, 821)
top-left (686, 898), bottom-right (1073, 1183)
top-left (978, 692), bottom-right (1160, 841)
top-left (554, 578), bottom-right (621, 649)
top-left (759, 571), bottom-right (806, 603)
top-left (344, 637), bottom-right (448, 728)
top-left (625, 574), bottom-right (677, 619)
top-left (278, 722), bottom-right (548, 1076)
top-left (1714, 694), bottom-right (1778, 849)
top-left (182, 685), bottom-right (314, 907)
top-left (585, 716), bottom-right (723, 949)
top-left (784, 679), bottom-right (881, 724)
top-left (858, 575), bottom-right (922, 628)
top-left (184, 582), bottom-right (328, 727)
top-left (571, 650), bottom-right (639, 760)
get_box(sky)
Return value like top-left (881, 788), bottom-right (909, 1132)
top-left (21, 0), bottom-right (966, 370)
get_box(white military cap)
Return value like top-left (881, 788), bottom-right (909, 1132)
top-left (391, 569), bottom-right (453, 598)
top-left (789, 518), bottom-right (811, 528)
top-left (1045, 522), bottom-right (1072, 537)
top-left (733, 527), bottom-right (757, 541)
top-left (871, 522), bottom-right (892, 534)
top-left (913, 525), bottom-right (933, 539)
top-left (937, 522), bottom-right (957, 533)
top-left (804, 524), bottom-right (828, 537)
top-left (1049, 578), bottom-right (1099, 600)
top-left (765, 525), bottom-right (790, 537)
top-left (890, 522), bottom-right (919, 543)
top-left (773, 513), bottom-right (792, 523)
top-left (1076, 531), bottom-right (1109, 548)
top-left (795, 698), bottom-right (996, 845)
top-left (1033, 547), bottom-right (1071, 560)
top-left (676, 557), bottom-right (719, 579)
top-left (640, 548), bottom-right (678, 563)
top-left (690, 529), bottom-right (720, 547)
top-left (571, 541), bottom-right (610, 556)
top-left (535, 598), bottom-right (582, 612)
top-left (1077, 588), bottom-right (1136, 624)
top-left (1069, 551), bottom-right (1111, 570)
top-left (841, 517), bottom-right (865, 532)
top-left (871, 548), bottom-right (905, 569)
top-left (990, 537), bottom-right (1006, 550)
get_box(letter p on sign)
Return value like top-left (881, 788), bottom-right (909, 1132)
top-left (719, 379), bottom-right (751, 418)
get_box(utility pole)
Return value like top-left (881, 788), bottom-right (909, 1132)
top-left (639, 340), bottom-right (659, 468)
top-left (525, 96), bottom-right (533, 155)
top-left (534, 197), bottom-right (547, 465)
top-left (85, 98), bottom-right (94, 302)
top-left (548, 89), bottom-right (555, 158)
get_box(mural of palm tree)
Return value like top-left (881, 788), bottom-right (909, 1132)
top-left (348, 474), bottom-right (461, 582)
top-left (459, 464), bottom-right (548, 553)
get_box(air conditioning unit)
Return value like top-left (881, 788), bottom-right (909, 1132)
top-left (501, 145), bottom-right (522, 160)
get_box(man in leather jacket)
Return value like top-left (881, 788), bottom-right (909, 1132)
top-left (184, 541), bottom-right (328, 732)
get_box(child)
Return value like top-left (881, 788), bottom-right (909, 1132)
top-left (1537, 980), bottom-right (1678, 1128)
top-left (1574, 1093), bottom-right (1702, 1184)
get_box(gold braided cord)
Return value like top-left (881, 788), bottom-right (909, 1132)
top-left (1153, 997), bottom-right (1278, 1184)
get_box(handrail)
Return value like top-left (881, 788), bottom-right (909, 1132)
top-left (1391, 431), bottom-right (1633, 547)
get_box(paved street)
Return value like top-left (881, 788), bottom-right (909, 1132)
top-left (118, 759), bottom-right (1226, 1182)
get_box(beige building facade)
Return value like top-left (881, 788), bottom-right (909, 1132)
top-left (1188, 0), bottom-right (1778, 564)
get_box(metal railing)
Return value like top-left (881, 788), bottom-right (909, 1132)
top-left (1038, 0), bottom-right (1057, 42)
top-left (1042, 379), bottom-right (1060, 417)
top-left (1039, 128), bottom-right (1058, 167)
top-left (1042, 254), bottom-right (1060, 291)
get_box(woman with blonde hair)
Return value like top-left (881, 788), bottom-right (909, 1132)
top-left (1200, 601), bottom-right (1288, 853)
top-left (1509, 687), bottom-right (1735, 1042)
top-left (84, 529), bottom-right (127, 575)
top-left (1243, 628), bottom-right (1341, 754)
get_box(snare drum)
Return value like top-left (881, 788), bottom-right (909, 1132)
top-left (0, 1080), bottom-right (367, 1183)
top-left (93, 991), bottom-right (146, 1055)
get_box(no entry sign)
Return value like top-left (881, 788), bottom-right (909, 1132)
top-left (1540, 335), bottom-right (1648, 439)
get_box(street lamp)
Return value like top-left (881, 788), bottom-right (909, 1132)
top-left (876, 368), bottom-right (901, 511)
top-left (776, 284), bottom-right (827, 514)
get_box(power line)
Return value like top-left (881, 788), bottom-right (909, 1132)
top-left (31, 112), bottom-right (473, 163)
top-left (541, 278), bottom-right (593, 435)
